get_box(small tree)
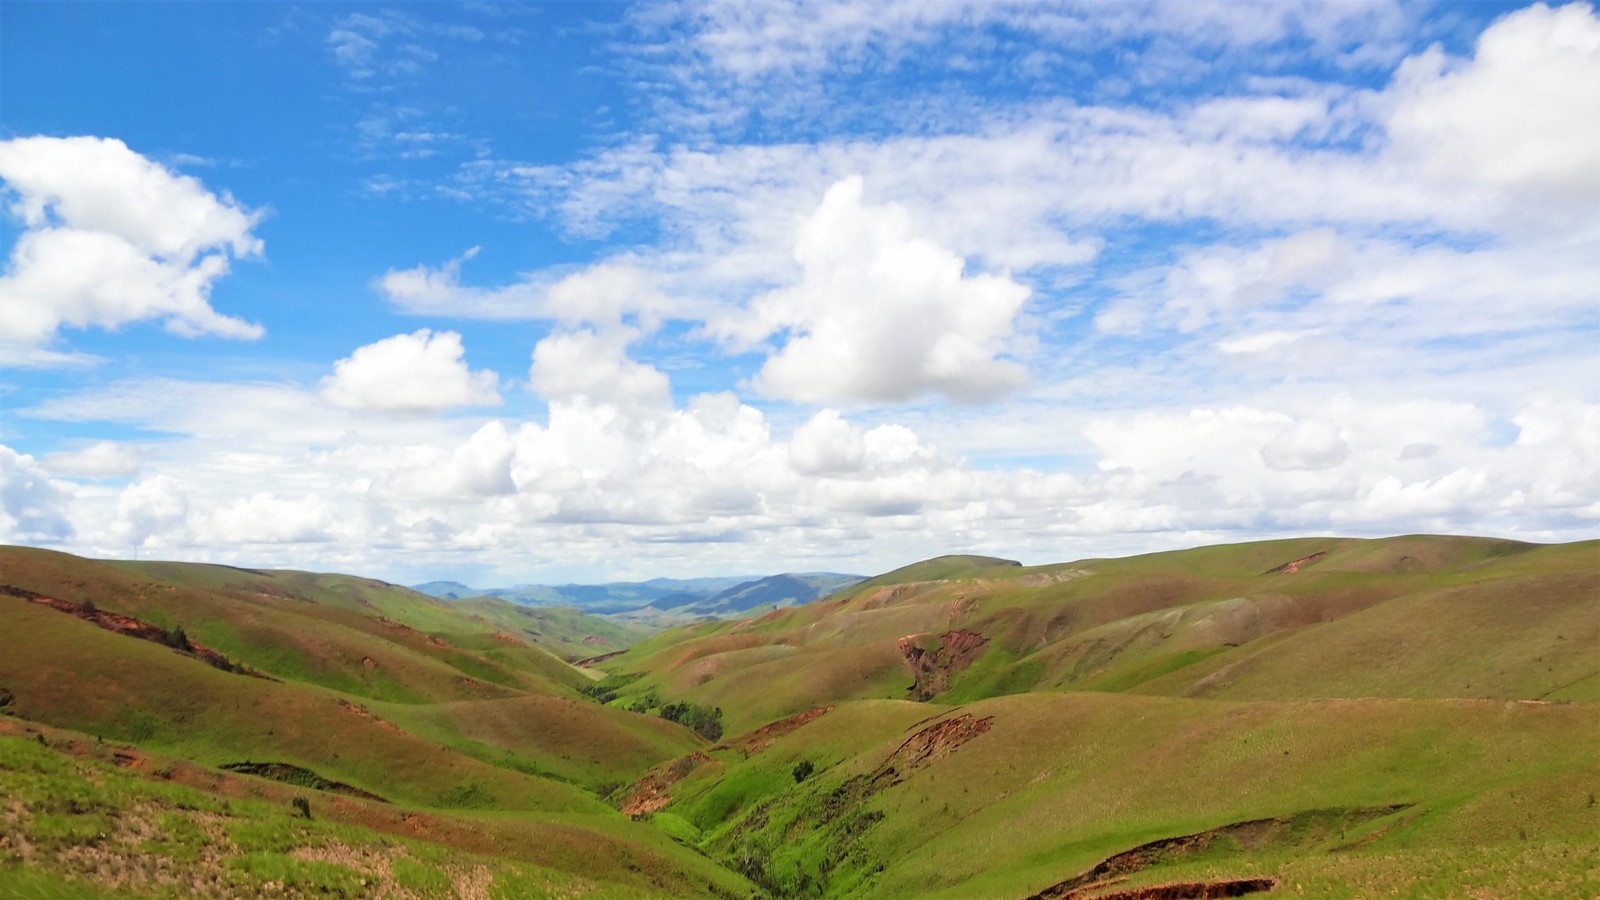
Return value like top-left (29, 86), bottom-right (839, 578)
top-left (165, 626), bottom-right (191, 652)
top-left (292, 797), bottom-right (312, 820)
top-left (792, 759), bottom-right (815, 783)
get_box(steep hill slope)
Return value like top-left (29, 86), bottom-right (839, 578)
top-left (573, 535), bottom-right (1598, 897)
top-left (4, 535), bottom-right (1595, 898)
top-left (0, 545), bottom-right (752, 895)
top-left (591, 536), bottom-right (1598, 731)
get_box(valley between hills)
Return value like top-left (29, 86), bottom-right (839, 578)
top-left (1, 534), bottom-right (1597, 898)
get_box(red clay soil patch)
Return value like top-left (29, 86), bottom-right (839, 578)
top-left (871, 713), bottom-right (993, 788)
top-left (859, 585), bottom-right (915, 611)
top-left (376, 615), bottom-right (451, 647)
top-left (575, 649), bottom-right (627, 667)
top-left (581, 634), bottom-right (607, 645)
top-left (336, 699), bottom-right (405, 735)
top-left (618, 751), bottom-right (716, 817)
top-left (0, 584), bottom-right (273, 680)
top-left (714, 705), bottom-right (835, 755)
top-left (899, 629), bottom-right (989, 701)
top-left (1262, 552), bottom-right (1327, 575)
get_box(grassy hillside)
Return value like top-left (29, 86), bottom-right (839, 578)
top-left (654, 690), bottom-right (1600, 898)
top-left (0, 717), bottom-right (751, 898)
top-left (446, 594), bottom-right (656, 660)
top-left (589, 536), bottom-right (1598, 731)
top-left (0, 545), bottom-right (751, 896)
top-left (3, 534), bottom-right (1596, 898)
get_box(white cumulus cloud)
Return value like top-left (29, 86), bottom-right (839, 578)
top-left (0, 446), bottom-right (75, 541)
top-left (0, 136), bottom-right (264, 354)
top-left (41, 441), bottom-right (146, 478)
top-left (320, 329), bottom-right (501, 412)
top-left (211, 492), bottom-right (337, 544)
top-left (529, 327), bottom-right (672, 412)
top-left (726, 177), bottom-right (1031, 404)
top-left (1385, 1), bottom-right (1600, 220)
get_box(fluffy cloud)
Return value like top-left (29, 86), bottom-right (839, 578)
top-left (0, 136), bottom-right (263, 353)
top-left (722, 177), bottom-right (1031, 403)
top-left (369, 421), bottom-right (518, 500)
top-left (529, 327), bottom-right (672, 411)
top-left (112, 475), bottom-right (192, 548)
top-left (0, 447), bottom-right (74, 541)
top-left (41, 441), bottom-right (145, 478)
top-left (1385, 2), bottom-right (1600, 220)
top-left (321, 329), bottom-right (501, 412)
top-left (788, 409), bottom-right (866, 475)
top-left (19, 368), bottom-right (1600, 580)
top-left (10, 4), bottom-right (1600, 580)
top-left (212, 493), bottom-right (338, 544)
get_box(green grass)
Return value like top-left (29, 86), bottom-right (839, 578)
top-left (3, 535), bottom-right (1596, 898)
top-left (0, 728), bottom-right (755, 898)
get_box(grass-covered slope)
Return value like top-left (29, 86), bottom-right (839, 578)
top-left (648, 690), bottom-right (1600, 898)
top-left (4, 534), bottom-right (1596, 898)
top-left (0, 545), bottom-right (746, 896)
top-left (591, 536), bottom-right (1599, 730)
top-left (447, 594), bottom-right (656, 659)
top-left (0, 718), bottom-right (752, 898)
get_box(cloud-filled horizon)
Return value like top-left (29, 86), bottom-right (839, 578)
top-left (1, 0), bottom-right (1596, 585)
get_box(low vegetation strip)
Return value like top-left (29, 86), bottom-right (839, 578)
top-left (218, 762), bottom-right (389, 803)
top-left (0, 584), bottom-right (270, 680)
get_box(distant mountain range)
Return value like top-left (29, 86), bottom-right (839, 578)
top-left (411, 572), bottom-right (865, 618)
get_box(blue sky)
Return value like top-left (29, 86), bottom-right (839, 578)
top-left (2, 0), bottom-right (1596, 584)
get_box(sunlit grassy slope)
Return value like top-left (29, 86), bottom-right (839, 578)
top-left (575, 534), bottom-right (1598, 896)
top-left (594, 535), bottom-right (1598, 732)
top-left (0, 718), bottom-right (750, 898)
top-left (2, 535), bottom-right (1596, 898)
top-left (0, 544), bottom-right (746, 896)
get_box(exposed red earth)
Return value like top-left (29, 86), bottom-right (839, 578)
top-left (619, 751), bottom-right (717, 817)
top-left (899, 629), bottom-right (989, 700)
top-left (0, 585), bottom-right (271, 680)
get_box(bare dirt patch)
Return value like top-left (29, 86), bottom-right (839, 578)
top-left (715, 705), bottom-right (835, 756)
top-left (1262, 552), bottom-right (1327, 575)
top-left (335, 699), bottom-right (405, 735)
top-left (618, 751), bottom-right (717, 817)
top-left (575, 649), bottom-right (626, 667)
top-left (871, 713), bottom-right (994, 788)
top-left (0, 585), bottom-right (272, 680)
top-left (1024, 805), bottom-right (1408, 899)
top-left (899, 630), bottom-right (989, 700)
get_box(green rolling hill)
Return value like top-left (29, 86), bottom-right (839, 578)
top-left (2, 535), bottom-right (1596, 897)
